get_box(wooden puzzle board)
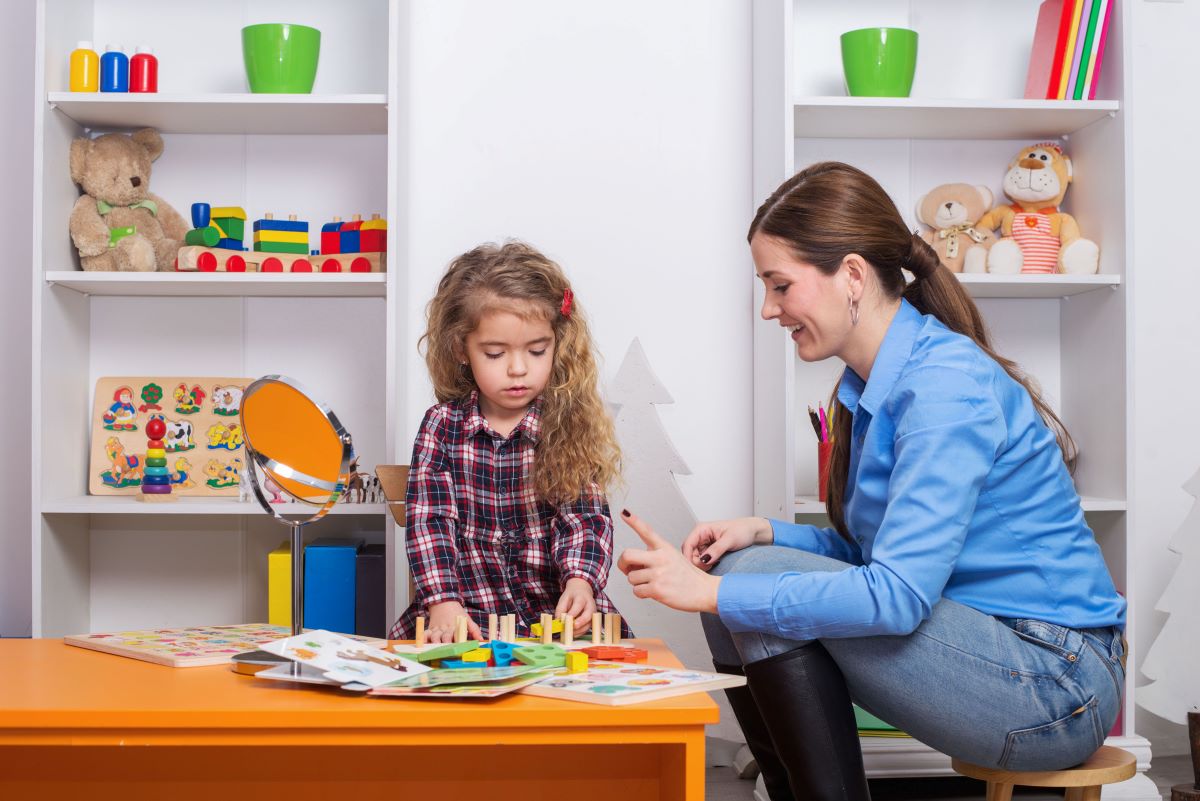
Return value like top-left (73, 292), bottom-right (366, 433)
top-left (64, 624), bottom-right (386, 668)
top-left (88, 376), bottom-right (254, 496)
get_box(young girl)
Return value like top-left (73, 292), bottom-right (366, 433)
top-left (389, 241), bottom-right (631, 644)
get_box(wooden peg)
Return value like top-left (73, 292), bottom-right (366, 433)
top-left (592, 612), bottom-right (602, 644)
top-left (604, 613), bottom-right (615, 645)
top-left (540, 613), bottom-right (552, 645)
top-left (454, 615), bottom-right (467, 643)
top-left (288, 213), bottom-right (297, 221)
top-left (264, 212), bottom-right (274, 220)
top-left (562, 613), bottom-right (574, 647)
top-left (414, 616), bottom-right (425, 646)
top-left (612, 614), bottom-right (622, 645)
top-left (488, 613), bottom-right (498, 642)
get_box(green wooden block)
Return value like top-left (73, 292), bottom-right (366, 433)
top-left (253, 241), bottom-right (309, 254)
top-left (185, 227), bottom-right (220, 247)
top-left (415, 641), bottom-right (480, 664)
top-left (214, 217), bottom-right (244, 240)
top-left (513, 644), bottom-right (566, 669)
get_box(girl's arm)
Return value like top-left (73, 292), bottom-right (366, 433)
top-left (550, 483), bottom-right (613, 594)
top-left (405, 407), bottom-right (462, 608)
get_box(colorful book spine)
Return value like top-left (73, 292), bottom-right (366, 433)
top-left (268, 541), bottom-right (291, 627)
top-left (303, 538), bottom-right (364, 635)
top-left (1025, 0), bottom-right (1065, 99)
top-left (355, 543), bottom-right (386, 638)
top-left (1072, 0), bottom-right (1104, 99)
top-left (1064, 0), bottom-right (1095, 100)
top-left (1045, 0), bottom-right (1080, 99)
top-left (1085, 0), bottom-right (1113, 99)
top-left (1055, 0), bottom-right (1085, 99)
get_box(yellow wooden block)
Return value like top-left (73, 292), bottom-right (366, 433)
top-left (530, 619), bottom-right (563, 638)
top-left (209, 206), bottom-right (246, 219)
top-left (252, 229), bottom-right (308, 245)
top-left (146, 448), bottom-right (166, 459)
top-left (267, 541), bottom-right (290, 627)
top-left (462, 649), bottom-right (491, 663)
top-left (565, 652), bottom-right (588, 673)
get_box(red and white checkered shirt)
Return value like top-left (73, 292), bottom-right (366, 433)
top-left (389, 391), bottom-right (630, 639)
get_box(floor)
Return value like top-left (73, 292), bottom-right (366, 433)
top-left (703, 753), bottom-right (1194, 801)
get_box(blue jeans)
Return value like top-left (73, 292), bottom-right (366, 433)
top-left (703, 545), bottom-right (1125, 771)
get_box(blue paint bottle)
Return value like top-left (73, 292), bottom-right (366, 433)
top-left (100, 44), bottom-right (128, 92)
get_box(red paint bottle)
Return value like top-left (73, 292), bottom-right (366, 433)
top-left (130, 46), bottom-right (157, 93)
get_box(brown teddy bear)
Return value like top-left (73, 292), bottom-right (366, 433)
top-left (69, 128), bottom-right (188, 271)
top-left (974, 143), bottom-right (1099, 274)
top-left (915, 183), bottom-right (996, 273)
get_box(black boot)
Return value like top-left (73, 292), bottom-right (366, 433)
top-left (714, 661), bottom-right (795, 801)
top-left (743, 644), bottom-right (871, 801)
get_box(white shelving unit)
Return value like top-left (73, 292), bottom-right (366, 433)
top-left (752, 1), bottom-right (1153, 796)
top-left (31, 0), bottom-right (409, 639)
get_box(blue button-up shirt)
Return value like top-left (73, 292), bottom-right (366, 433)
top-left (720, 299), bottom-right (1126, 639)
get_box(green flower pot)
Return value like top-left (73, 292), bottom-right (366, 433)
top-left (242, 23), bottom-right (321, 93)
top-left (840, 27), bottom-right (918, 98)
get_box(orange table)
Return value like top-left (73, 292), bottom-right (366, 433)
top-left (0, 638), bottom-right (714, 800)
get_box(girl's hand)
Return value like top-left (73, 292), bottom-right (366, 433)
top-left (425, 600), bottom-right (483, 643)
top-left (682, 517), bottom-right (773, 571)
top-left (617, 510), bottom-right (721, 614)
top-left (554, 577), bottom-right (597, 634)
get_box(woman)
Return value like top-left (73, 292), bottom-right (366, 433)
top-left (617, 162), bottom-right (1126, 801)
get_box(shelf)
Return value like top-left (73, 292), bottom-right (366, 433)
top-left (42, 496), bottom-right (387, 516)
top-left (47, 93), bottom-right (388, 135)
top-left (793, 496), bottom-right (1126, 515)
top-left (956, 273), bottom-right (1120, 299)
top-left (793, 97), bottom-right (1120, 140)
top-left (45, 271), bottom-right (387, 298)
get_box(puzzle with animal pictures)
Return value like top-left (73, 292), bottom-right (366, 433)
top-left (64, 623), bottom-right (386, 668)
top-left (88, 376), bottom-right (255, 496)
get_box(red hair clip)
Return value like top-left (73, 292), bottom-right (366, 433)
top-left (560, 288), bottom-right (574, 318)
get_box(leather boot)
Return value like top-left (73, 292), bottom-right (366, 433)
top-left (714, 661), bottom-right (795, 801)
top-left (743, 643), bottom-right (871, 801)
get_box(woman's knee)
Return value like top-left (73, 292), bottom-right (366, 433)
top-left (708, 544), bottom-right (851, 577)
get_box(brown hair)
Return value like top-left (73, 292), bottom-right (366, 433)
top-left (748, 162), bottom-right (1076, 540)
top-left (422, 241), bottom-right (621, 504)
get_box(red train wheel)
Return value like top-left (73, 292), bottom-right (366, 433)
top-left (321, 258), bottom-right (342, 273)
top-left (197, 252), bottom-right (217, 272)
top-left (291, 259), bottom-right (313, 273)
top-left (261, 257), bottom-right (283, 272)
top-left (350, 257), bottom-right (371, 273)
top-left (227, 255), bottom-right (247, 272)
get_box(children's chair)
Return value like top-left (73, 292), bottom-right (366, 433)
top-left (951, 745), bottom-right (1136, 801)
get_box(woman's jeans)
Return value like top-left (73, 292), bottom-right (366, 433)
top-left (703, 546), bottom-right (1125, 771)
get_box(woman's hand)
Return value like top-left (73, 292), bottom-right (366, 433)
top-left (555, 577), bottom-right (597, 634)
top-left (617, 510), bottom-right (721, 614)
top-left (424, 600), bottom-right (483, 643)
top-left (682, 517), bottom-right (773, 571)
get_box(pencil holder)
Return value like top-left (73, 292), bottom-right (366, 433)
top-left (817, 441), bottom-right (833, 503)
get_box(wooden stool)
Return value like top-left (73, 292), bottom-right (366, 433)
top-left (952, 745), bottom-right (1136, 801)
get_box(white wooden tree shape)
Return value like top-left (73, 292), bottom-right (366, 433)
top-left (1138, 468), bottom-right (1200, 724)
top-left (605, 339), bottom-right (738, 741)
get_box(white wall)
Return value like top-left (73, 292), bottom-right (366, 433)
top-left (402, 1), bottom-right (752, 738)
top-left (1129, 0), bottom-right (1200, 760)
top-left (0, 0), bottom-right (34, 637)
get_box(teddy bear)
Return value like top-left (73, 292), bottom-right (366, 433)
top-left (68, 128), bottom-right (188, 271)
top-left (974, 143), bottom-right (1099, 275)
top-left (915, 183), bottom-right (996, 273)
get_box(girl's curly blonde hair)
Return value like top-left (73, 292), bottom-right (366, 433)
top-left (422, 241), bottom-right (621, 505)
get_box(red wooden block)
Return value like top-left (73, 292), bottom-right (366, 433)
top-left (147, 439), bottom-right (164, 449)
top-left (226, 255), bottom-right (246, 273)
top-left (261, 257), bottom-right (283, 273)
top-left (579, 646), bottom-right (648, 663)
top-left (290, 259), bottom-right (312, 273)
top-left (145, 417), bottom-right (166, 440)
top-left (360, 229), bottom-right (385, 252)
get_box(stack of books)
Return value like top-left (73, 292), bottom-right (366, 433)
top-left (1024, 0), bottom-right (1114, 100)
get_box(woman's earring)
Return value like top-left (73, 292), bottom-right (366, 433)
top-left (849, 296), bottom-right (860, 327)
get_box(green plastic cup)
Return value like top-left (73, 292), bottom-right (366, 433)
top-left (242, 23), bottom-right (321, 93)
top-left (840, 27), bottom-right (918, 98)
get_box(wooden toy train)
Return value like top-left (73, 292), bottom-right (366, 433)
top-left (175, 204), bottom-right (386, 273)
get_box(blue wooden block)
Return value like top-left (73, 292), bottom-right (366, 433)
top-left (439, 659), bottom-right (477, 670)
top-left (303, 537), bottom-right (364, 635)
top-left (253, 218), bottom-right (309, 233)
top-left (216, 238), bottom-right (246, 250)
top-left (489, 641), bottom-right (516, 667)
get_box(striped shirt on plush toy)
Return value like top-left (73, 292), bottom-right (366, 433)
top-left (1011, 207), bottom-right (1061, 274)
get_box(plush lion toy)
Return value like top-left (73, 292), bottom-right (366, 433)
top-left (69, 128), bottom-right (188, 271)
top-left (915, 183), bottom-right (996, 273)
top-left (975, 143), bottom-right (1099, 275)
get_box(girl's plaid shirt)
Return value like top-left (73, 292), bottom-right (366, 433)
top-left (389, 391), bottom-right (630, 639)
